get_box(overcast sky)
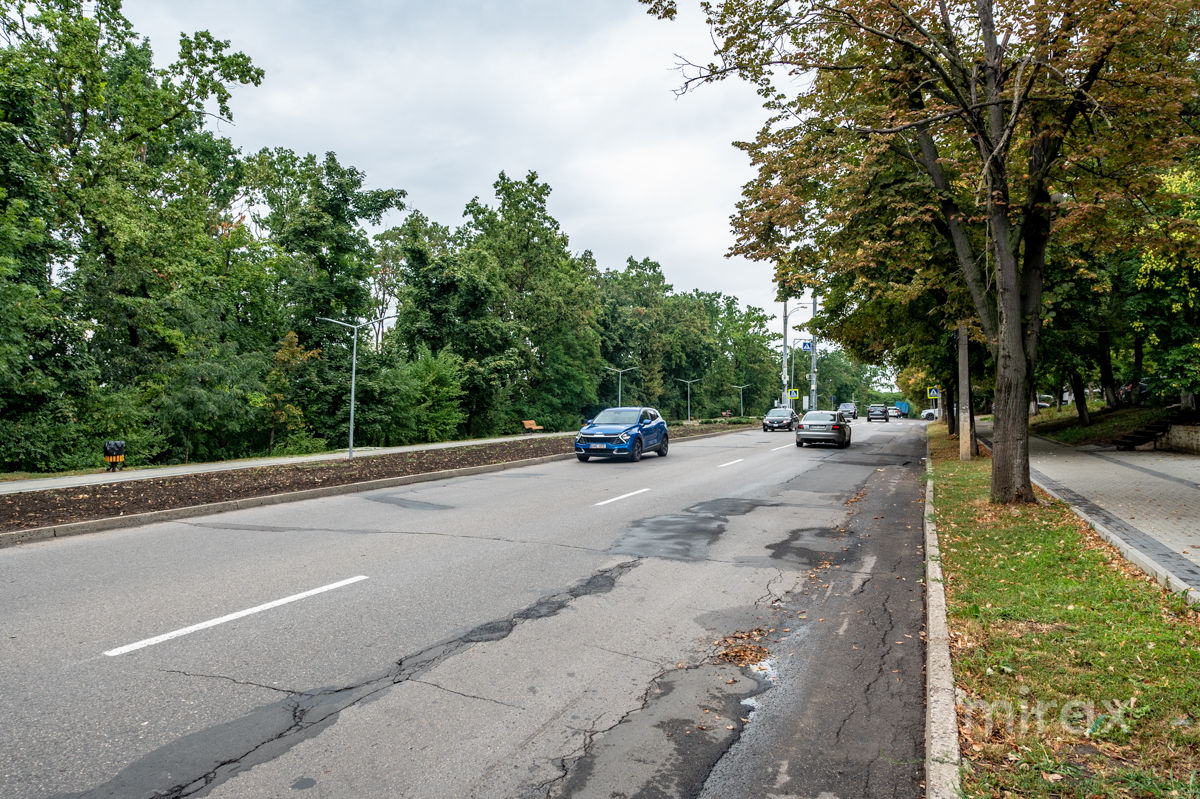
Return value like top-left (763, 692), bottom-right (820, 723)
top-left (120, 0), bottom-right (812, 338)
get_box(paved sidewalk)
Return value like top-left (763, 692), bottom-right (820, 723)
top-left (0, 432), bottom-right (576, 496)
top-left (1027, 435), bottom-right (1200, 601)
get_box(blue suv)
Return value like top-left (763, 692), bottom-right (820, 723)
top-left (575, 407), bottom-right (668, 462)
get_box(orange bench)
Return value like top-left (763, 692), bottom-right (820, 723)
top-left (522, 419), bottom-right (544, 433)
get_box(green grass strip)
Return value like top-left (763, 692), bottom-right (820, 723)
top-left (929, 427), bottom-right (1200, 797)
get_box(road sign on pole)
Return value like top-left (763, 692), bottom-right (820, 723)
top-left (788, 388), bottom-right (800, 400)
top-left (800, 341), bottom-right (812, 351)
top-left (927, 386), bottom-right (940, 399)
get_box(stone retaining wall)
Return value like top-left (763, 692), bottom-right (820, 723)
top-left (1168, 424), bottom-right (1200, 454)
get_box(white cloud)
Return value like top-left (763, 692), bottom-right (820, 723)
top-left (123, 0), bottom-right (792, 323)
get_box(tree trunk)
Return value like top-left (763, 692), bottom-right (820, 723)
top-left (991, 356), bottom-right (1035, 503)
top-left (968, 383), bottom-right (977, 455)
top-left (1070, 370), bottom-right (1091, 426)
top-left (1098, 330), bottom-right (1118, 408)
top-left (944, 379), bottom-right (957, 436)
top-left (989, 236), bottom-right (1037, 503)
top-left (1132, 336), bottom-right (1144, 406)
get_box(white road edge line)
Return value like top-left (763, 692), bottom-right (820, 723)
top-left (103, 575), bottom-right (370, 657)
top-left (594, 488), bottom-right (651, 507)
top-left (771, 444), bottom-right (793, 451)
top-left (717, 459), bottom-right (744, 468)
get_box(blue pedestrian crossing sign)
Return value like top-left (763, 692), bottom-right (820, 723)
top-left (788, 389), bottom-right (800, 399)
top-left (927, 386), bottom-right (940, 399)
top-left (800, 341), bottom-right (812, 351)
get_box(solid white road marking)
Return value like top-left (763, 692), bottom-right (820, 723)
top-left (771, 444), bottom-right (793, 451)
top-left (104, 575), bottom-right (370, 657)
top-left (594, 488), bottom-right (651, 507)
top-left (717, 459), bottom-right (744, 468)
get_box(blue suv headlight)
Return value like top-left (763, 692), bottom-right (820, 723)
top-left (617, 431), bottom-right (629, 443)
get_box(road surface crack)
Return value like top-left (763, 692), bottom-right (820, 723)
top-left (589, 644), bottom-right (670, 667)
top-left (410, 678), bottom-right (524, 710)
top-left (756, 569), bottom-right (787, 606)
top-left (535, 665), bottom-right (676, 797)
top-left (161, 669), bottom-right (296, 696)
top-left (66, 561), bottom-right (641, 799)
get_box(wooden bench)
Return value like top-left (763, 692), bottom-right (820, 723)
top-left (522, 419), bottom-right (544, 433)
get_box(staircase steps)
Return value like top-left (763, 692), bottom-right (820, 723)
top-left (1113, 418), bottom-right (1176, 451)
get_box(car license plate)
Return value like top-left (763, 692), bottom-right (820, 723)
top-left (811, 425), bottom-right (826, 430)
top-left (589, 443), bottom-right (607, 449)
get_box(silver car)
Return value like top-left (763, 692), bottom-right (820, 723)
top-left (795, 410), bottom-right (852, 448)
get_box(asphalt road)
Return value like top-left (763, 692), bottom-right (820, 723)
top-left (0, 419), bottom-right (929, 799)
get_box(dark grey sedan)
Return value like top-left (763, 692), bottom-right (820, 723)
top-left (763, 407), bottom-right (800, 431)
top-left (795, 410), bottom-right (852, 448)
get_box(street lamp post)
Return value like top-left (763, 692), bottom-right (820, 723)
top-left (676, 377), bottom-right (700, 421)
top-left (732, 383), bottom-right (750, 417)
top-left (316, 313), bottom-right (396, 459)
top-left (603, 365), bottom-right (638, 406)
top-left (809, 292), bottom-right (819, 412)
top-left (780, 300), bottom-right (790, 408)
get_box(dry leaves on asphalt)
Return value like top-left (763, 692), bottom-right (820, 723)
top-left (713, 628), bottom-right (770, 666)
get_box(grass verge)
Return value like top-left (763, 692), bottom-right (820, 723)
top-left (929, 427), bottom-right (1200, 797)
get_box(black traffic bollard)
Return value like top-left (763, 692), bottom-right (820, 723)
top-left (103, 440), bottom-right (126, 472)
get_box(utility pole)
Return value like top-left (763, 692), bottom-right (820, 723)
top-left (958, 322), bottom-right (973, 460)
top-left (788, 337), bottom-right (803, 405)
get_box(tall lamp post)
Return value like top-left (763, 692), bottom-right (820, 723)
top-left (316, 313), bottom-right (396, 459)
top-left (732, 383), bottom-right (750, 417)
top-left (788, 337), bottom-right (803, 404)
top-left (604, 365), bottom-right (638, 406)
top-left (780, 300), bottom-right (790, 408)
top-left (676, 377), bottom-right (700, 421)
top-left (809, 292), bottom-right (819, 412)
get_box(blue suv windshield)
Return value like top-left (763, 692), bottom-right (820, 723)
top-left (593, 409), bottom-right (639, 425)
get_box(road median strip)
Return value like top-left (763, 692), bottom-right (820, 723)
top-left (2, 425), bottom-right (755, 548)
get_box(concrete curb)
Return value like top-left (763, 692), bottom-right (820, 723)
top-left (975, 437), bottom-right (1199, 607)
top-left (1, 426), bottom-right (751, 549)
top-left (924, 443), bottom-right (962, 799)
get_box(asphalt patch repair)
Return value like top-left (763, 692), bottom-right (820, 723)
top-left (1, 425), bottom-right (752, 533)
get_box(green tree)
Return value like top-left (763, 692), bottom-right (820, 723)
top-left (1132, 167), bottom-right (1200, 409)
top-left (645, 0), bottom-right (1200, 501)
top-left (254, 331), bottom-right (320, 455)
top-left (461, 172), bottom-right (602, 430)
top-left (245, 148), bottom-right (406, 446)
